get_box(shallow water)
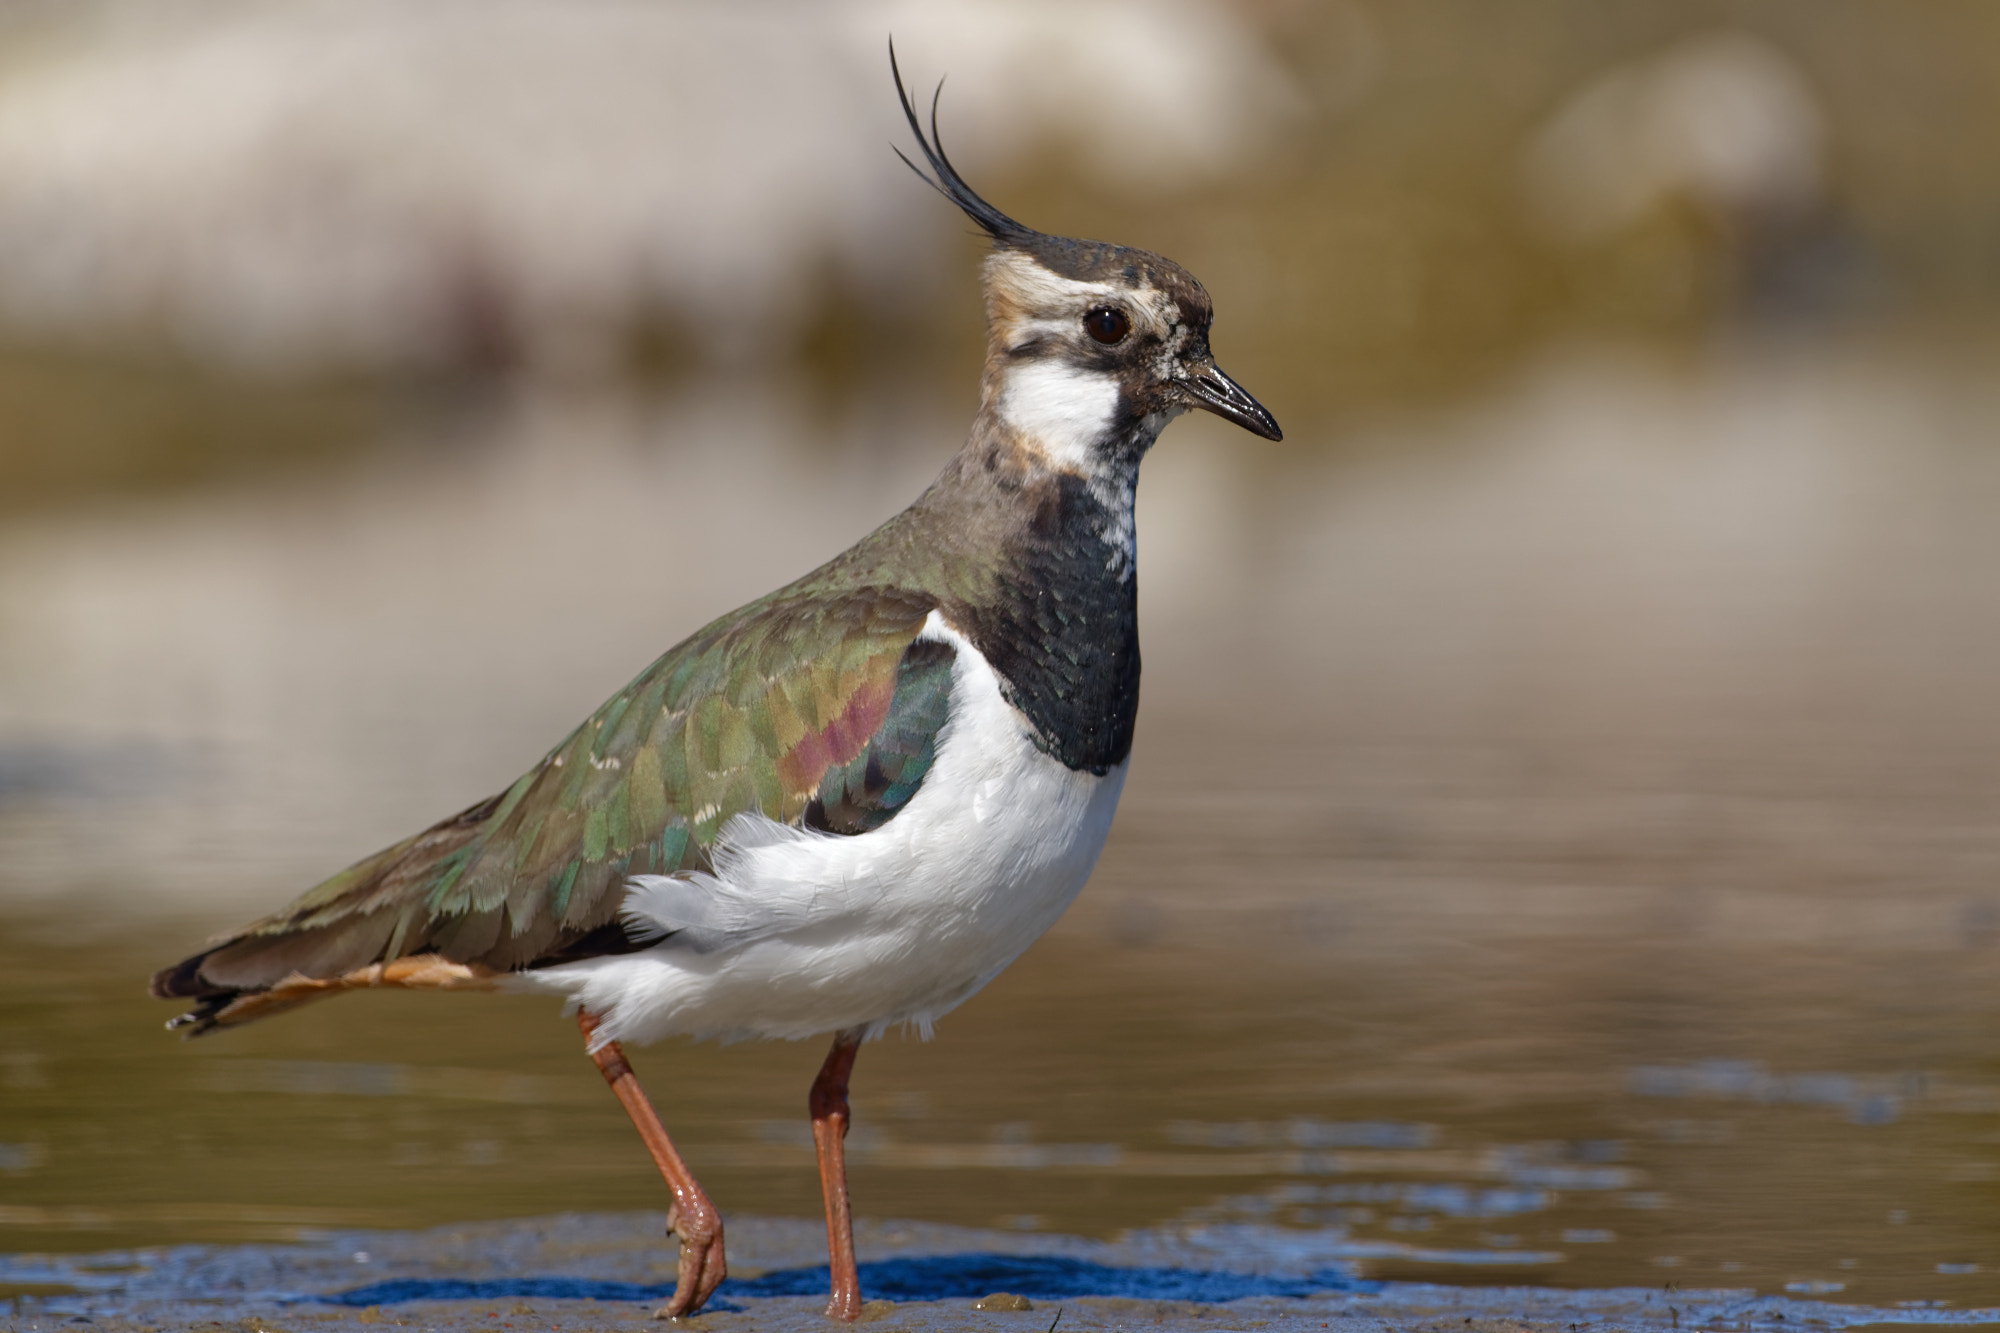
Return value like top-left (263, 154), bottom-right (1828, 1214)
top-left (3, 346), bottom-right (1999, 1312)
top-left (5, 915), bottom-right (1999, 1311)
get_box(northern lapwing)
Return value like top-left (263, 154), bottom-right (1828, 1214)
top-left (153, 47), bottom-right (1282, 1321)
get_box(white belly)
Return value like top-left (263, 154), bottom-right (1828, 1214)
top-left (506, 613), bottom-right (1128, 1045)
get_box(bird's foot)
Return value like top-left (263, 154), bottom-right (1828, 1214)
top-left (651, 1197), bottom-right (725, 1318)
top-left (822, 1287), bottom-right (863, 1321)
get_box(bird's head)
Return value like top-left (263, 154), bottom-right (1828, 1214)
top-left (893, 51), bottom-right (1281, 486)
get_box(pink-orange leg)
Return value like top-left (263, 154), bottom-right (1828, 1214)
top-left (578, 1010), bottom-right (726, 1318)
top-left (810, 1031), bottom-right (865, 1320)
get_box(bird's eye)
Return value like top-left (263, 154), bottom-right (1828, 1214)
top-left (1082, 306), bottom-right (1131, 345)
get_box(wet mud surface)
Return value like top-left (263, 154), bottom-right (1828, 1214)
top-left (5, 1212), bottom-right (1991, 1333)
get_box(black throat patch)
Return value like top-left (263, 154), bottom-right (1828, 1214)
top-left (942, 471), bottom-right (1140, 775)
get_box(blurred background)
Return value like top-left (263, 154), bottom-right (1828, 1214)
top-left (4, 0), bottom-right (2000, 1312)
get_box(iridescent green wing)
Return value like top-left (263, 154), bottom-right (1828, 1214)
top-left (803, 637), bottom-right (955, 835)
top-left (183, 589), bottom-right (952, 989)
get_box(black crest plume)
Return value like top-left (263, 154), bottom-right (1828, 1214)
top-left (889, 40), bottom-right (1039, 249)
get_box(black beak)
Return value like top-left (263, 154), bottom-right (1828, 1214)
top-left (1179, 361), bottom-right (1282, 441)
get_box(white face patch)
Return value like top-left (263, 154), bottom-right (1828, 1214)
top-left (980, 250), bottom-right (1190, 576)
top-left (995, 360), bottom-right (1122, 472)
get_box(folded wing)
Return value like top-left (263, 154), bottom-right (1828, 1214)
top-left (153, 590), bottom-right (956, 1031)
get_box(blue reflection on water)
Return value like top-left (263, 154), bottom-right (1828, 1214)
top-left (320, 1253), bottom-right (1374, 1308)
top-left (1630, 1060), bottom-right (1911, 1125)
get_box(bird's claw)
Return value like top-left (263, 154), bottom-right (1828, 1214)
top-left (651, 1197), bottom-right (725, 1317)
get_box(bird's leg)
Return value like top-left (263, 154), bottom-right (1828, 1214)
top-left (810, 1030), bottom-right (865, 1321)
top-left (577, 1010), bottom-right (726, 1318)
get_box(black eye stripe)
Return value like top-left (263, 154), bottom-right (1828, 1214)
top-left (1083, 306), bottom-right (1131, 345)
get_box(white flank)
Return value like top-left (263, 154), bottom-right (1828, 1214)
top-left (505, 611), bottom-right (1128, 1046)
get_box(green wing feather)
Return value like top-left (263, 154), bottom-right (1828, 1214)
top-left (804, 637), bottom-right (955, 835)
top-left (155, 586), bottom-right (954, 1003)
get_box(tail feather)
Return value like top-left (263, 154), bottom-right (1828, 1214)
top-left (155, 952), bottom-right (500, 1037)
top-left (150, 787), bottom-right (658, 1034)
top-left (151, 791), bottom-right (510, 1035)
